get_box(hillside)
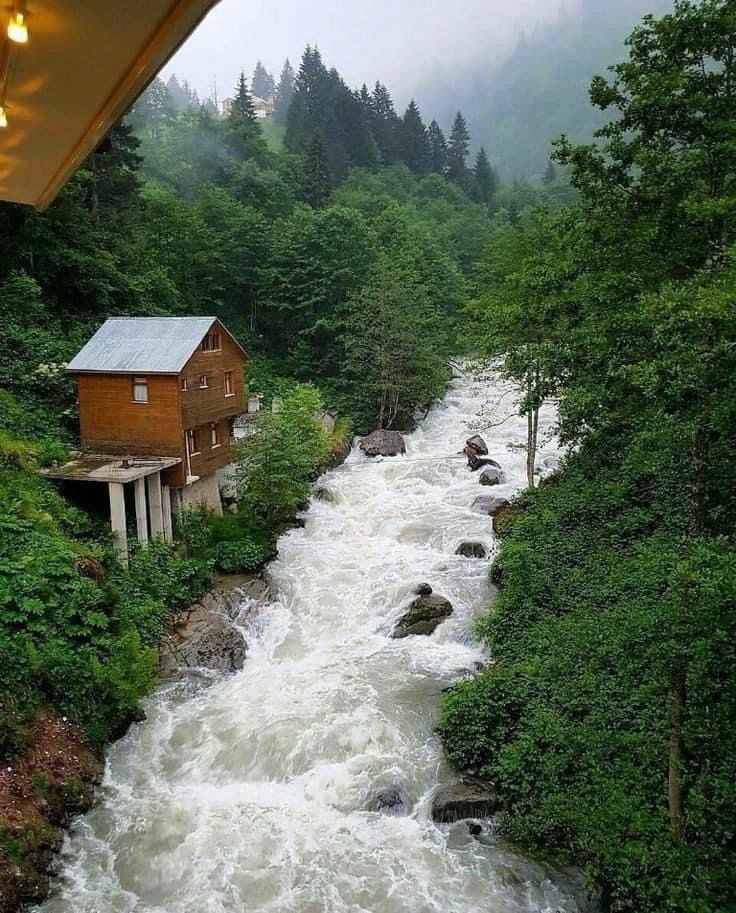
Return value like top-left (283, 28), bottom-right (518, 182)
top-left (418, 0), bottom-right (673, 179)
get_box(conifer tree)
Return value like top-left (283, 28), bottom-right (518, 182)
top-left (428, 120), bottom-right (448, 175)
top-left (229, 71), bottom-right (258, 124)
top-left (447, 111), bottom-right (472, 189)
top-left (399, 100), bottom-right (431, 175)
top-left (273, 58), bottom-right (295, 125)
top-left (252, 61), bottom-right (276, 99)
top-left (472, 147), bottom-right (498, 206)
top-left (370, 82), bottom-right (402, 164)
top-left (302, 133), bottom-right (332, 207)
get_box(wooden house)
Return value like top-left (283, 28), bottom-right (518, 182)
top-left (67, 315), bottom-right (247, 499)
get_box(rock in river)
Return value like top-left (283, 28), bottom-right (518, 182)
top-left (478, 465), bottom-right (504, 486)
top-left (455, 541), bottom-right (487, 559)
top-left (431, 779), bottom-right (499, 823)
top-left (360, 430), bottom-right (407, 457)
top-left (471, 495), bottom-right (511, 516)
top-left (414, 582), bottom-right (433, 596)
top-left (392, 593), bottom-right (453, 638)
top-left (465, 435), bottom-right (488, 455)
top-left (367, 784), bottom-right (409, 815)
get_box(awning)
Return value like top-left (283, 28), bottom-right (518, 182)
top-left (0, 0), bottom-right (220, 209)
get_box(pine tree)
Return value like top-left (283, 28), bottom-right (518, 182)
top-left (273, 58), bottom-right (295, 125)
top-left (447, 111), bottom-right (471, 189)
top-left (543, 160), bottom-right (557, 184)
top-left (472, 147), bottom-right (498, 205)
top-left (427, 120), bottom-right (448, 175)
top-left (302, 133), bottom-right (331, 207)
top-left (285, 46), bottom-right (330, 152)
top-left (252, 61), bottom-right (276, 99)
top-left (399, 100), bottom-right (431, 175)
top-left (229, 71), bottom-right (258, 125)
top-left (370, 82), bottom-right (402, 164)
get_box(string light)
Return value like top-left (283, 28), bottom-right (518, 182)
top-left (7, 3), bottom-right (28, 44)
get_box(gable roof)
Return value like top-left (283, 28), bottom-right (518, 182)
top-left (67, 317), bottom-right (245, 375)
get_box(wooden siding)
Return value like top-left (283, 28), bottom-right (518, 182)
top-left (180, 321), bottom-right (246, 430)
top-left (188, 419), bottom-right (233, 479)
top-left (78, 373), bottom-right (183, 457)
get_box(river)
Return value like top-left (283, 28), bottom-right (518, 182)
top-left (38, 369), bottom-right (588, 913)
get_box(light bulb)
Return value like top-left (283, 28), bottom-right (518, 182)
top-left (0, 107), bottom-right (7, 128)
top-left (7, 11), bottom-right (28, 44)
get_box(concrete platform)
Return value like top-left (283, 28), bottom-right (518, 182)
top-left (41, 454), bottom-right (181, 484)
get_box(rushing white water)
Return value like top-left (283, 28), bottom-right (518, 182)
top-left (39, 369), bottom-right (589, 913)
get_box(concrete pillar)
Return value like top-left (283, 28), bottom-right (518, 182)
top-left (147, 472), bottom-right (164, 539)
top-left (134, 477), bottom-right (148, 545)
top-left (162, 485), bottom-right (173, 543)
top-left (108, 482), bottom-right (128, 567)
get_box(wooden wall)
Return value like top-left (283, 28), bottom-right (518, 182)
top-left (78, 373), bottom-right (182, 457)
top-left (180, 323), bottom-right (246, 430)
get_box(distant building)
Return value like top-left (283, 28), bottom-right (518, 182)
top-left (55, 318), bottom-right (248, 561)
top-left (221, 94), bottom-right (275, 118)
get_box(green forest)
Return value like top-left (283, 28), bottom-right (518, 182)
top-left (440, 1), bottom-right (736, 910)
top-left (1, 0), bottom-right (736, 910)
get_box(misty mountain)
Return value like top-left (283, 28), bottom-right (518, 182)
top-left (417, 0), bottom-right (673, 180)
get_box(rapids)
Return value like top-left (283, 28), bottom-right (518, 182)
top-left (38, 369), bottom-right (589, 913)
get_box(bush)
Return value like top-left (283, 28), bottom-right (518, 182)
top-left (212, 539), bottom-right (267, 574)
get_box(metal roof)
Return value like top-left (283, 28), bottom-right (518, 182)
top-left (67, 317), bottom-right (220, 374)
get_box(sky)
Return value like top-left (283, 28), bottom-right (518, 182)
top-left (164, 0), bottom-right (569, 109)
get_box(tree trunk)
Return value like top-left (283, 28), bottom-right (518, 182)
top-left (668, 667), bottom-right (686, 845)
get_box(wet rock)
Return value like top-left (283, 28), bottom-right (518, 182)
top-left (414, 582), bottom-right (433, 596)
top-left (492, 503), bottom-right (515, 537)
top-left (313, 485), bottom-right (337, 503)
top-left (431, 778), bottom-right (499, 823)
top-left (455, 541), bottom-right (487, 559)
top-left (465, 449), bottom-right (502, 471)
top-left (478, 465), bottom-right (504, 486)
top-left (471, 495), bottom-right (511, 516)
top-left (392, 594), bottom-right (454, 638)
top-left (367, 784), bottom-right (408, 815)
top-left (160, 588), bottom-right (252, 676)
top-left (467, 822), bottom-right (483, 836)
top-left (465, 434), bottom-right (488, 455)
top-left (360, 430), bottom-right (406, 457)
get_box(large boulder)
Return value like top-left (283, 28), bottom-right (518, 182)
top-left (431, 778), bottom-right (498, 823)
top-left (367, 784), bottom-right (409, 815)
top-left (455, 541), bottom-right (487, 559)
top-left (471, 495), bottom-right (511, 516)
top-left (465, 435), bottom-right (488, 455)
top-left (360, 430), bottom-right (406, 457)
top-left (159, 586), bottom-right (261, 677)
top-left (465, 450), bottom-right (501, 471)
top-left (478, 465), bottom-right (504, 486)
top-left (392, 593), bottom-right (453, 638)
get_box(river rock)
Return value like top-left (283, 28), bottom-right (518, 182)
top-left (159, 587), bottom-right (257, 676)
top-left (360, 430), bottom-right (406, 457)
top-left (465, 449), bottom-right (501, 471)
top-left (478, 465), bottom-right (504, 486)
top-left (367, 784), bottom-right (409, 815)
top-left (431, 778), bottom-right (499, 823)
top-left (455, 541), bottom-right (487, 559)
top-left (414, 582), bottom-right (433, 596)
top-left (392, 593), bottom-right (454, 638)
top-left (465, 435), bottom-right (488, 455)
top-left (314, 485), bottom-right (337, 503)
top-left (471, 495), bottom-right (511, 517)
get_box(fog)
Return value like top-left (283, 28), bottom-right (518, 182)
top-left (164, 0), bottom-right (570, 105)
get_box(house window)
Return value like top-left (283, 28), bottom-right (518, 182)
top-left (224, 370), bottom-right (234, 397)
top-left (202, 332), bottom-right (221, 352)
top-left (199, 374), bottom-right (208, 388)
top-left (210, 423), bottom-right (220, 447)
top-left (186, 429), bottom-right (199, 455)
top-left (181, 377), bottom-right (189, 392)
top-left (132, 377), bottom-right (148, 403)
